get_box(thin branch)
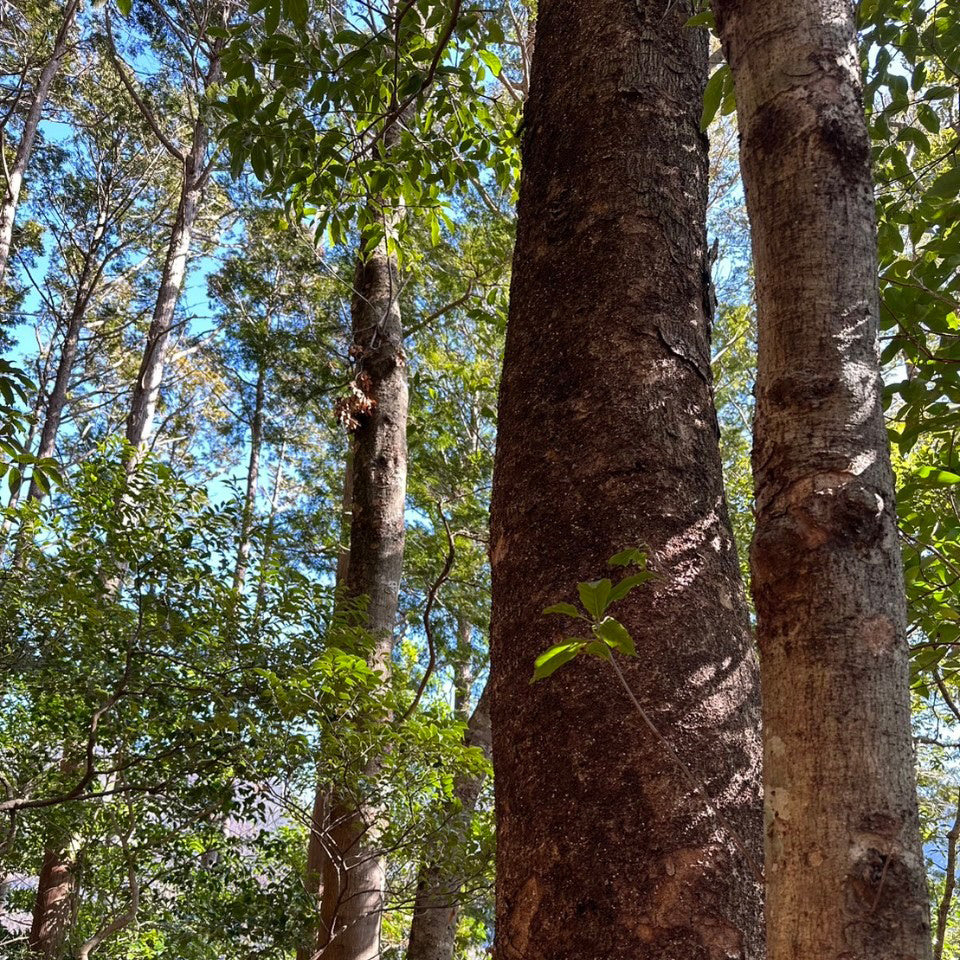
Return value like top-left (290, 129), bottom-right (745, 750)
top-left (396, 501), bottom-right (457, 724)
top-left (936, 788), bottom-right (960, 960)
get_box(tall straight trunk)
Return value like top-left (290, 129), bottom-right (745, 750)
top-left (28, 845), bottom-right (76, 958)
top-left (312, 232), bottom-right (408, 960)
top-left (405, 684), bottom-right (491, 960)
top-left (0, 0), bottom-right (80, 286)
top-left (297, 451), bottom-right (353, 960)
top-left (234, 365), bottom-right (265, 591)
top-left (713, 1), bottom-right (931, 955)
top-left (124, 139), bottom-right (206, 459)
top-left (488, 2), bottom-right (763, 958)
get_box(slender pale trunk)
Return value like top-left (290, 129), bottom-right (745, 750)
top-left (489, 1), bottom-right (763, 957)
top-left (405, 684), bottom-right (491, 960)
top-left (255, 441), bottom-right (286, 615)
top-left (314, 229), bottom-right (408, 960)
top-left (26, 210), bottom-right (108, 502)
top-left (234, 365), bottom-right (265, 591)
top-left (0, 0), bottom-right (80, 286)
top-left (713, 2), bottom-right (931, 956)
top-left (124, 138), bottom-right (206, 461)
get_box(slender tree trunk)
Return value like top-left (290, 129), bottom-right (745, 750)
top-left (255, 441), bottom-right (286, 615)
top-left (234, 365), bottom-right (265, 591)
top-left (405, 684), bottom-right (491, 960)
top-left (935, 790), bottom-right (960, 960)
top-left (0, 0), bottom-right (80, 286)
top-left (713, 2), bottom-right (931, 956)
top-left (28, 841), bottom-right (76, 958)
top-left (26, 213), bottom-right (107, 502)
top-left (314, 229), bottom-right (408, 960)
top-left (124, 143), bottom-right (205, 461)
top-left (488, 2), bottom-right (763, 958)
top-left (297, 451), bottom-right (353, 960)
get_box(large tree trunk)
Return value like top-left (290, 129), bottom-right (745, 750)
top-left (405, 684), bottom-right (491, 960)
top-left (488, 2), bottom-right (763, 958)
top-left (28, 842), bottom-right (76, 958)
top-left (713, 1), bottom-right (931, 956)
top-left (312, 234), bottom-right (408, 960)
top-left (0, 0), bottom-right (80, 286)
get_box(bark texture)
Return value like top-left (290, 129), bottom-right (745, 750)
top-left (489, 2), bottom-right (763, 958)
top-left (28, 844), bottom-right (76, 958)
top-left (405, 684), bottom-right (491, 960)
top-left (0, 0), bottom-right (80, 286)
top-left (713, 2), bottom-right (931, 957)
top-left (312, 236), bottom-right (408, 960)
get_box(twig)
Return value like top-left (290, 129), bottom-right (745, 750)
top-left (396, 500), bottom-right (456, 724)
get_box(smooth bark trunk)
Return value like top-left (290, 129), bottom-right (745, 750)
top-left (26, 210), bottom-right (108, 502)
top-left (488, 2), bottom-right (763, 958)
top-left (0, 0), bottom-right (80, 286)
top-left (124, 145), bottom-right (205, 459)
top-left (312, 235), bottom-right (408, 960)
top-left (713, 2), bottom-right (931, 956)
top-left (405, 684), bottom-right (490, 960)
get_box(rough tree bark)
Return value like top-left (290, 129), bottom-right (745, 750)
top-left (28, 838), bottom-right (76, 958)
top-left (310, 232), bottom-right (408, 960)
top-left (405, 683), bottom-right (491, 960)
top-left (0, 0), bottom-right (80, 286)
top-left (488, 1), bottom-right (763, 958)
top-left (712, 2), bottom-right (932, 957)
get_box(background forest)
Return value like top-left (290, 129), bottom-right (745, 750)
top-left (0, 0), bottom-right (958, 957)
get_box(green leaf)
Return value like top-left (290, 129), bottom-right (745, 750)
top-left (585, 640), bottom-right (612, 660)
top-left (543, 602), bottom-right (582, 618)
top-left (593, 617), bottom-right (636, 656)
top-left (478, 50), bottom-right (502, 77)
top-left (701, 66), bottom-right (726, 131)
top-left (915, 465), bottom-right (960, 485)
top-left (608, 547), bottom-right (647, 568)
top-left (284, 0), bottom-right (308, 27)
top-left (116, 0), bottom-right (133, 14)
top-left (578, 578), bottom-right (612, 618)
top-left (685, 10), bottom-right (716, 28)
top-left (531, 642), bottom-right (584, 683)
top-left (607, 571), bottom-right (655, 605)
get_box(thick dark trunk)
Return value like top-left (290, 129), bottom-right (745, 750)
top-left (488, 2), bottom-right (763, 958)
top-left (0, 0), bottom-right (80, 286)
top-left (713, 1), bottom-right (932, 956)
top-left (405, 684), bottom-right (491, 960)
